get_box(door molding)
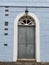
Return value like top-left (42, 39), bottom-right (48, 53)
top-left (13, 12), bottom-right (40, 62)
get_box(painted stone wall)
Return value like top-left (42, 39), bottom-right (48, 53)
top-left (0, 7), bottom-right (49, 62)
top-left (0, 0), bottom-right (49, 6)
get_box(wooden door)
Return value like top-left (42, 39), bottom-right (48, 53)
top-left (18, 25), bottom-right (35, 59)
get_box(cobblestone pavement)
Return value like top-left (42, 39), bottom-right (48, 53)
top-left (0, 61), bottom-right (49, 65)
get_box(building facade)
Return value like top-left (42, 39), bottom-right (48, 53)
top-left (0, 0), bottom-right (49, 62)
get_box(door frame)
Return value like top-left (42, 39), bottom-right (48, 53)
top-left (13, 12), bottom-right (40, 62)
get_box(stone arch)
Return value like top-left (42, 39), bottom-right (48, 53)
top-left (13, 12), bottom-right (40, 62)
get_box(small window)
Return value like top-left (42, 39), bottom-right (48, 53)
top-left (21, 23), bottom-right (24, 24)
top-left (4, 44), bottom-right (8, 46)
top-left (5, 6), bottom-right (9, 8)
top-left (5, 9), bottom-right (9, 12)
top-left (27, 20), bottom-right (30, 24)
top-left (5, 14), bottom-right (9, 16)
top-left (18, 16), bottom-right (35, 25)
top-left (4, 33), bottom-right (8, 35)
top-left (5, 22), bottom-right (8, 26)
top-left (4, 28), bottom-right (8, 30)
top-left (23, 20), bottom-right (26, 24)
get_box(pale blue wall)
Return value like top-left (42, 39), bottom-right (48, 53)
top-left (0, 0), bottom-right (49, 6)
top-left (0, 7), bottom-right (49, 62)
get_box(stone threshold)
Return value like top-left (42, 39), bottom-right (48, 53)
top-left (17, 59), bottom-right (36, 62)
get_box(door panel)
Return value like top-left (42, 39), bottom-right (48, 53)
top-left (18, 26), bottom-right (26, 45)
top-left (27, 27), bottom-right (35, 44)
top-left (27, 45), bottom-right (35, 58)
top-left (18, 45), bottom-right (26, 58)
top-left (18, 26), bottom-right (26, 58)
top-left (18, 26), bottom-right (35, 59)
top-left (26, 27), bottom-right (35, 58)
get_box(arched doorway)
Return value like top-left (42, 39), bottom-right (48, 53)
top-left (13, 12), bottom-right (40, 62)
top-left (18, 15), bottom-right (35, 60)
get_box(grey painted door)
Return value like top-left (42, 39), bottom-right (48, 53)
top-left (18, 26), bottom-right (35, 59)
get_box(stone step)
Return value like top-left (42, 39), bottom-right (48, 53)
top-left (15, 59), bottom-right (36, 65)
top-left (0, 62), bottom-right (49, 65)
top-left (16, 62), bottom-right (36, 65)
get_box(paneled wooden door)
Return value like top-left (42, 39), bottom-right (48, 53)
top-left (18, 25), bottom-right (35, 59)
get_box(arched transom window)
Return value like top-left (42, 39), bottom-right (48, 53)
top-left (18, 16), bottom-right (35, 26)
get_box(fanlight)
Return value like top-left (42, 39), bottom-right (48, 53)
top-left (18, 16), bottom-right (35, 25)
